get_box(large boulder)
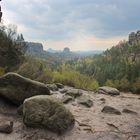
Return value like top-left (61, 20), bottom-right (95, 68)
top-left (23, 95), bottom-right (75, 134)
top-left (97, 86), bottom-right (120, 96)
top-left (0, 73), bottom-right (50, 105)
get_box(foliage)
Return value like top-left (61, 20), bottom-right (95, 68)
top-left (105, 80), bottom-right (115, 87)
top-left (132, 77), bottom-right (140, 93)
top-left (53, 64), bottom-right (99, 90)
top-left (66, 40), bottom-right (140, 93)
top-left (16, 60), bottom-right (99, 90)
top-left (16, 57), bottom-right (53, 84)
top-left (0, 24), bottom-right (26, 70)
top-left (0, 67), bottom-right (5, 76)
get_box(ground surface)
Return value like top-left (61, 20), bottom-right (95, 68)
top-left (0, 87), bottom-right (140, 140)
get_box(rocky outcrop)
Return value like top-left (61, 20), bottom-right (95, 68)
top-left (0, 73), bottom-right (50, 105)
top-left (129, 30), bottom-right (140, 43)
top-left (97, 86), bottom-right (120, 96)
top-left (26, 42), bottom-right (44, 54)
top-left (23, 95), bottom-right (75, 134)
top-left (63, 47), bottom-right (70, 53)
top-left (101, 106), bottom-right (121, 115)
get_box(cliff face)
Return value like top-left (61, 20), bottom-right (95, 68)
top-left (26, 42), bottom-right (44, 54)
top-left (129, 30), bottom-right (140, 43)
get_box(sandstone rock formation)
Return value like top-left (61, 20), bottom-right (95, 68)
top-left (129, 30), bottom-right (140, 43)
top-left (26, 42), bottom-right (44, 54)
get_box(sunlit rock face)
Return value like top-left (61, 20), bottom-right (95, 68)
top-left (26, 42), bottom-right (44, 54)
top-left (129, 30), bottom-right (140, 43)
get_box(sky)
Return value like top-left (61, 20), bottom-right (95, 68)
top-left (1, 0), bottom-right (140, 51)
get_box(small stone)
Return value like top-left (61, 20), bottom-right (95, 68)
top-left (62, 95), bottom-right (73, 104)
top-left (59, 89), bottom-right (68, 94)
top-left (100, 98), bottom-right (106, 102)
top-left (0, 121), bottom-right (13, 134)
top-left (66, 89), bottom-right (83, 98)
top-left (122, 109), bottom-right (138, 115)
top-left (55, 83), bottom-right (64, 89)
top-left (102, 106), bottom-right (121, 115)
top-left (77, 95), bottom-right (93, 108)
top-left (46, 84), bottom-right (58, 91)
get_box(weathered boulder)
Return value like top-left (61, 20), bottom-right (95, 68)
top-left (66, 89), bottom-right (83, 98)
top-left (97, 86), bottom-right (120, 96)
top-left (62, 95), bottom-right (73, 104)
top-left (23, 95), bottom-right (75, 134)
top-left (101, 106), bottom-right (121, 115)
top-left (77, 95), bottom-right (93, 107)
top-left (0, 73), bottom-right (50, 105)
top-left (46, 84), bottom-right (58, 91)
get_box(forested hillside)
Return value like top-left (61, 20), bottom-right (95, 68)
top-left (66, 39), bottom-right (140, 93)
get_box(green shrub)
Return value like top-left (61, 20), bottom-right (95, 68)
top-left (105, 79), bottom-right (115, 87)
top-left (0, 67), bottom-right (5, 76)
top-left (132, 77), bottom-right (140, 93)
top-left (16, 57), bottom-right (53, 83)
top-left (118, 78), bottom-right (130, 91)
top-left (53, 65), bottom-right (99, 90)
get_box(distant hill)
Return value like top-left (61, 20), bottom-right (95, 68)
top-left (47, 48), bottom-right (103, 57)
top-left (25, 43), bottom-right (103, 66)
top-left (74, 50), bottom-right (103, 57)
top-left (47, 48), bottom-right (61, 53)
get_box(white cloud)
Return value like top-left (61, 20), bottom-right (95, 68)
top-left (1, 0), bottom-right (140, 50)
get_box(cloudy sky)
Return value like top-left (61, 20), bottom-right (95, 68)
top-left (1, 0), bottom-right (140, 51)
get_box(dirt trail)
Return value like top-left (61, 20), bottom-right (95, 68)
top-left (0, 89), bottom-right (140, 140)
